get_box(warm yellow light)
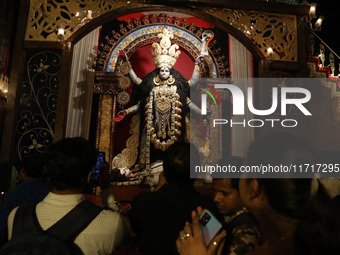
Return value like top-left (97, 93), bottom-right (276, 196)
top-left (267, 47), bottom-right (273, 55)
top-left (0, 73), bottom-right (8, 93)
top-left (309, 3), bottom-right (317, 19)
top-left (57, 28), bottom-right (65, 37)
top-left (315, 16), bottom-right (324, 31)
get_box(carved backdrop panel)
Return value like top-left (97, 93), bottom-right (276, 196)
top-left (25, 1), bottom-right (298, 62)
top-left (205, 8), bottom-right (298, 61)
top-left (25, 0), bottom-right (128, 41)
top-left (14, 50), bottom-right (61, 163)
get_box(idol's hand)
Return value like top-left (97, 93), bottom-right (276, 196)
top-left (202, 108), bottom-right (212, 118)
top-left (119, 50), bottom-right (128, 62)
top-left (112, 110), bottom-right (127, 122)
top-left (201, 30), bottom-right (214, 56)
top-left (202, 30), bottom-right (214, 43)
top-left (196, 55), bottom-right (205, 64)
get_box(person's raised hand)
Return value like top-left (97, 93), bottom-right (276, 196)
top-left (176, 207), bottom-right (226, 255)
top-left (99, 161), bottom-right (111, 191)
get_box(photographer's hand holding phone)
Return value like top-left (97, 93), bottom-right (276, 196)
top-left (176, 207), bottom-right (226, 255)
top-left (98, 162), bottom-right (111, 191)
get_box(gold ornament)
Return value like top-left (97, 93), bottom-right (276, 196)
top-left (117, 91), bottom-right (130, 107)
top-left (153, 74), bottom-right (175, 86)
top-left (146, 86), bottom-right (182, 152)
top-left (120, 62), bottom-right (131, 75)
top-left (149, 28), bottom-right (181, 69)
top-left (118, 76), bottom-right (131, 90)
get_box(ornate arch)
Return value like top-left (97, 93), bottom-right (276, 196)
top-left (96, 13), bottom-right (230, 78)
top-left (104, 25), bottom-right (218, 77)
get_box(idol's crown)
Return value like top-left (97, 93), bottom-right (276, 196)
top-left (150, 28), bottom-right (181, 69)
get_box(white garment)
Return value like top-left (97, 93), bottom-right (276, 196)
top-left (8, 191), bottom-right (128, 255)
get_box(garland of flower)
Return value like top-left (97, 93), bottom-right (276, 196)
top-left (146, 90), bottom-right (154, 170)
top-left (145, 86), bottom-right (182, 174)
top-left (170, 91), bottom-right (176, 144)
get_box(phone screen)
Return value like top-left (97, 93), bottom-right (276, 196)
top-left (90, 152), bottom-right (105, 185)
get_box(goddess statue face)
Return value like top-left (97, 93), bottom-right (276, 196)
top-left (159, 66), bottom-right (170, 80)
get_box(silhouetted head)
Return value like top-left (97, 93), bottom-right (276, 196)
top-left (44, 137), bottom-right (97, 191)
top-left (163, 141), bottom-right (199, 187)
top-left (18, 152), bottom-right (45, 179)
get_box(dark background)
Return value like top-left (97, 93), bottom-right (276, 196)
top-left (313, 0), bottom-right (340, 54)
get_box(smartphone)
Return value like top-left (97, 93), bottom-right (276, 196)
top-left (199, 210), bottom-right (222, 245)
top-left (90, 152), bottom-right (105, 185)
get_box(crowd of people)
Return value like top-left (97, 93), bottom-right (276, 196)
top-left (0, 133), bottom-right (339, 254)
top-left (0, 137), bottom-right (128, 254)
top-left (176, 133), bottom-right (340, 255)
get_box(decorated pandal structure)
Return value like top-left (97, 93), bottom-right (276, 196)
top-left (1, 0), bottom-right (340, 192)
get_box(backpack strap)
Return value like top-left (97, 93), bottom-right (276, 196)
top-left (12, 199), bottom-right (103, 243)
top-left (12, 202), bottom-right (40, 239)
top-left (46, 199), bottom-right (103, 242)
